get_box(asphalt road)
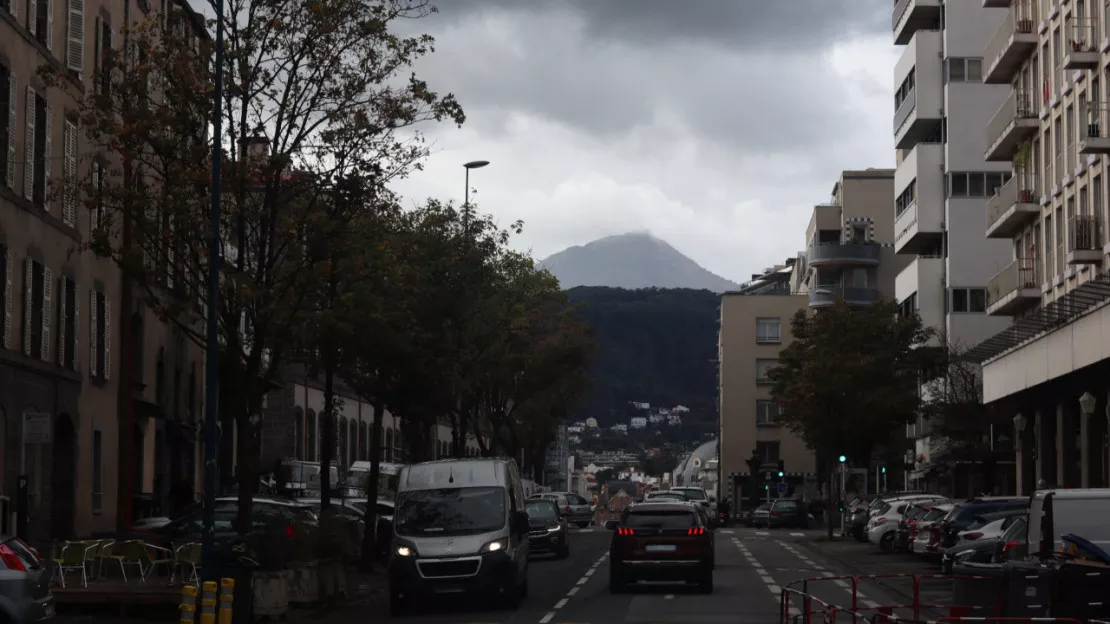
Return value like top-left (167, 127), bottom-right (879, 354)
top-left (318, 525), bottom-right (921, 624)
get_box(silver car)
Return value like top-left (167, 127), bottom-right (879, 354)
top-left (0, 535), bottom-right (54, 623)
top-left (528, 492), bottom-right (594, 528)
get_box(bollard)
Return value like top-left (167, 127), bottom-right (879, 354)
top-left (199, 581), bottom-right (218, 624)
top-left (218, 577), bottom-right (235, 624)
top-left (179, 585), bottom-right (198, 624)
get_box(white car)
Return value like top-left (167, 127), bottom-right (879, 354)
top-left (868, 495), bottom-right (946, 552)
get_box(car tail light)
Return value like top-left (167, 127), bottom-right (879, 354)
top-left (285, 525), bottom-right (296, 538)
top-left (963, 532), bottom-right (983, 541)
top-left (769, 510), bottom-right (777, 516)
top-left (0, 544), bottom-right (26, 572)
top-left (1001, 540), bottom-right (1019, 553)
top-left (565, 505), bottom-right (572, 514)
top-left (617, 528), bottom-right (636, 536)
top-left (687, 527), bottom-right (706, 536)
top-left (874, 517), bottom-right (887, 526)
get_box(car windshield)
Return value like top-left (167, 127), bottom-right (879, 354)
top-left (773, 500), bottom-right (799, 510)
top-left (624, 510), bottom-right (696, 529)
top-left (677, 489), bottom-right (707, 501)
top-left (526, 500), bottom-right (559, 519)
top-left (395, 487), bottom-right (506, 537)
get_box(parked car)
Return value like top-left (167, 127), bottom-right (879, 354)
top-left (893, 503), bottom-right (932, 553)
top-left (941, 509), bottom-right (1026, 573)
top-left (605, 502), bottom-right (713, 593)
top-left (750, 503), bottom-right (773, 527)
top-left (152, 497), bottom-right (318, 546)
top-left (936, 497), bottom-right (1027, 551)
top-left (868, 496), bottom-right (947, 552)
top-left (0, 534), bottom-right (54, 624)
top-left (911, 503), bottom-right (954, 556)
top-left (990, 514), bottom-right (1029, 563)
top-left (671, 487), bottom-right (716, 517)
top-left (525, 499), bottom-right (569, 559)
top-left (766, 499), bottom-right (808, 529)
top-left (528, 492), bottom-right (594, 528)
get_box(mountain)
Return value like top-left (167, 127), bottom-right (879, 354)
top-left (566, 286), bottom-right (719, 438)
top-left (540, 232), bottom-right (740, 292)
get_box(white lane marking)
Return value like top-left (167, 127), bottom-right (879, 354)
top-left (721, 529), bottom-right (735, 534)
top-left (664, 594), bottom-right (674, 600)
top-left (790, 532), bottom-right (805, 536)
top-left (576, 576), bottom-right (589, 585)
top-left (567, 586), bottom-right (579, 596)
top-left (767, 584), bottom-right (781, 593)
top-left (539, 613), bottom-right (555, 624)
top-left (584, 568), bottom-right (595, 576)
top-left (759, 574), bottom-right (774, 584)
top-left (864, 599), bottom-right (880, 608)
top-left (755, 531), bottom-right (769, 536)
top-left (553, 598), bottom-right (567, 609)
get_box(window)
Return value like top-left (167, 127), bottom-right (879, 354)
top-left (756, 441), bottom-right (781, 465)
top-left (56, 274), bottom-right (77, 369)
top-left (92, 428), bottom-right (103, 512)
top-left (755, 359), bottom-right (777, 384)
top-left (90, 161), bottom-right (105, 231)
top-left (22, 258), bottom-right (51, 361)
top-left (950, 288), bottom-right (987, 313)
top-left (756, 400), bottom-right (778, 425)
top-left (755, 317), bottom-right (780, 343)
top-left (894, 69), bottom-right (915, 112)
top-left (945, 58), bottom-right (983, 83)
top-left (89, 288), bottom-right (110, 379)
top-left (31, 0), bottom-right (52, 48)
top-left (95, 15), bottom-right (113, 97)
top-left (948, 172), bottom-right (1011, 198)
top-left (898, 292), bottom-right (918, 319)
top-left (895, 180), bottom-right (916, 217)
top-left (1, 64), bottom-right (13, 190)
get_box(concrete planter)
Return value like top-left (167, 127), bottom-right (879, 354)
top-left (287, 561), bottom-right (320, 605)
top-left (318, 558), bottom-right (348, 601)
top-left (251, 570), bottom-right (290, 618)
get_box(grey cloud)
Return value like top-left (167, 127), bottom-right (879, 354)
top-left (431, 0), bottom-right (891, 52)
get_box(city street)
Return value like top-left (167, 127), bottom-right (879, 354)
top-left (316, 526), bottom-right (946, 624)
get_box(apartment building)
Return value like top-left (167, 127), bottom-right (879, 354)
top-left (965, 0), bottom-right (1110, 495)
top-left (717, 258), bottom-right (813, 511)
top-left (1, 0), bottom-right (125, 541)
top-left (893, 1), bottom-right (1016, 489)
top-left (804, 169), bottom-right (907, 308)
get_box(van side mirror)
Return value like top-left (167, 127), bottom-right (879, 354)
top-left (604, 520), bottom-right (618, 530)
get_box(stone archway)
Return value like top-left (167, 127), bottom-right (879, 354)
top-left (50, 414), bottom-right (77, 539)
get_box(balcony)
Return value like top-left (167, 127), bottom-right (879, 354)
top-left (984, 91), bottom-right (1039, 161)
top-left (1067, 215), bottom-right (1102, 264)
top-left (983, 1), bottom-right (1037, 84)
top-left (985, 172), bottom-right (1039, 238)
top-left (986, 257), bottom-right (1041, 316)
top-left (894, 31), bottom-right (943, 150)
top-left (894, 143), bottom-right (945, 254)
top-left (809, 286), bottom-right (881, 308)
top-left (1079, 103), bottom-right (1110, 155)
top-left (1062, 18), bottom-right (1099, 70)
top-left (893, 0), bottom-right (942, 45)
top-left (982, 0), bottom-right (1010, 6)
top-left (807, 242), bottom-right (882, 267)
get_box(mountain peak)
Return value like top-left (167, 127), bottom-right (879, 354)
top-left (540, 232), bottom-right (739, 292)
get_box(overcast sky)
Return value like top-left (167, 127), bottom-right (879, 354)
top-left (390, 0), bottom-right (899, 283)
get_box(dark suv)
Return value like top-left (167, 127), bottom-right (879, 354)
top-left (606, 502), bottom-right (713, 593)
top-left (938, 497), bottom-right (1027, 550)
top-left (767, 499), bottom-right (808, 529)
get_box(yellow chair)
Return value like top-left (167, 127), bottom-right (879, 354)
top-left (90, 539), bottom-right (115, 580)
top-left (55, 541), bottom-right (98, 588)
top-left (103, 540), bottom-right (149, 582)
top-left (142, 543), bottom-right (174, 583)
top-left (172, 542), bottom-right (202, 585)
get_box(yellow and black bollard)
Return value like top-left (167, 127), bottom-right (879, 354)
top-left (199, 581), bottom-right (218, 624)
top-left (179, 584), bottom-right (198, 624)
top-left (218, 577), bottom-right (235, 624)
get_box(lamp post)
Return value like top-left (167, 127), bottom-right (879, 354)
top-left (462, 160), bottom-right (490, 233)
top-left (1014, 413), bottom-right (1028, 495)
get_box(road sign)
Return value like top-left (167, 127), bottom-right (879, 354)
top-left (776, 483), bottom-right (788, 494)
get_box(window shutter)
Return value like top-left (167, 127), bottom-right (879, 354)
top-left (43, 104), bottom-right (52, 210)
top-left (56, 275), bottom-right (66, 364)
top-left (23, 87), bottom-right (34, 201)
top-left (28, 0), bottom-right (37, 36)
top-left (91, 161), bottom-right (101, 231)
top-left (89, 288), bottom-right (97, 377)
top-left (3, 247), bottom-right (11, 349)
top-left (72, 280), bottom-right (79, 370)
top-left (45, 0), bottom-right (53, 52)
top-left (66, 0), bottom-right (83, 72)
top-left (22, 258), bottom-right (32, 355)
top-left (5, 72), bottom-right (14, 189)
top-left (41, 264), bottom-right (51, 362)
top-left (166, 213), bottom-right (174, 289)
top-left (63, 119), bottom-right (77, 225)
top-left (103, 296), bottom-right (110, 379)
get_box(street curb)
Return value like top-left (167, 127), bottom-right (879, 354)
top-left (798, 538), bottom-right (917, 603)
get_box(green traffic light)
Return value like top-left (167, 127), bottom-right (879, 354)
top-left (764, 485), bottom-right (769, 490)
top-left (777, 471), bottom-right (784, 478)
top-left (838, 455), bottom-right (847, 463)
top-left (881, 466), bottom-right (887, 473)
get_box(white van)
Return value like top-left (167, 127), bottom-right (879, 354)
top-left (388, 458), bottom-right (530, 615)
top-left (1027, 488), bottom-right (1110, 557)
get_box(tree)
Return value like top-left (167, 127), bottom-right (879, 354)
top-left (45, 0), bottom-right (465, 530)
top-left (767, 300), bottom-right (939, 535)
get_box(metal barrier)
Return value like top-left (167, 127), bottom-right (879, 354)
top-left (778, 572), bottom-right (1024, 624)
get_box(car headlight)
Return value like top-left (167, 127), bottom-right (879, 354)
top-left (547, 525), bottom-right (562, 533)
top-left (481, 539), bottom-right (508, 553)
top-left (395, 545), bottom-right (415, 557)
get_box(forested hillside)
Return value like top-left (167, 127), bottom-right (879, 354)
top-left (566, 287), bottom-right (720, 437)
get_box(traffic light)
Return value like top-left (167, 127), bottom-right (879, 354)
top-left (764, 484), bottom-right (769, 491)
top-left (881, 466), bottom-right (887, 474)
top-left (777, 460), bottom-right (785, 478)
top-left (838, 455), bottom-right (847, 463)
top-left (777, 470), bottom-right (784, 478)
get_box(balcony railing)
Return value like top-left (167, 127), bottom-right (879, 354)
top-left (983, 1), bottom-right (1036, 81)
top-left (1069, 214), bottom-right (1101, 252)
top-left (987, 256), bottom-right (1038, 307)
top-left (894, 87), bottom-right (917, 133)
top-left (807, 242), bottom-right (883, 265)
top-left (893, 0), bottom-right (913, 29)
top-left (808, 286), bottom-right (881, 307)
top-left (986, 172), bottom-right (1038, 225)
top-left (986, 91), bottom-right (1038, 150)
top-left (1063, 17), bottom-right (1100, 69)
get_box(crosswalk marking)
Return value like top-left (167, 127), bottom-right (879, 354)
top-left (755, 531), bottom-right (769, 536)
top-left (790, 532), bottom-right (805, 536)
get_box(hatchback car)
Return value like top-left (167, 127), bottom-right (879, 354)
top-left (0, 534), bottom-right (54, 624)
top-left (528, 492), bottom-right (594, 528)
top-left (525, 499), bottom-right (569, 558)
top-left (766, 499), bottom-right (808, 529)
top-left (606, 502), bottom-right (713, 593)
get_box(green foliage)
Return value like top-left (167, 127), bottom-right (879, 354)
top-left (768, 300), bottom-right (940, 464)
top-left (565, 287), bottom-right (719, 438)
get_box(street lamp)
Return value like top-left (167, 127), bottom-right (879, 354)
top-left (463, 160), bottom-right (490, 207)
top-left (1080, 392), bottom-right (1097, 418)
